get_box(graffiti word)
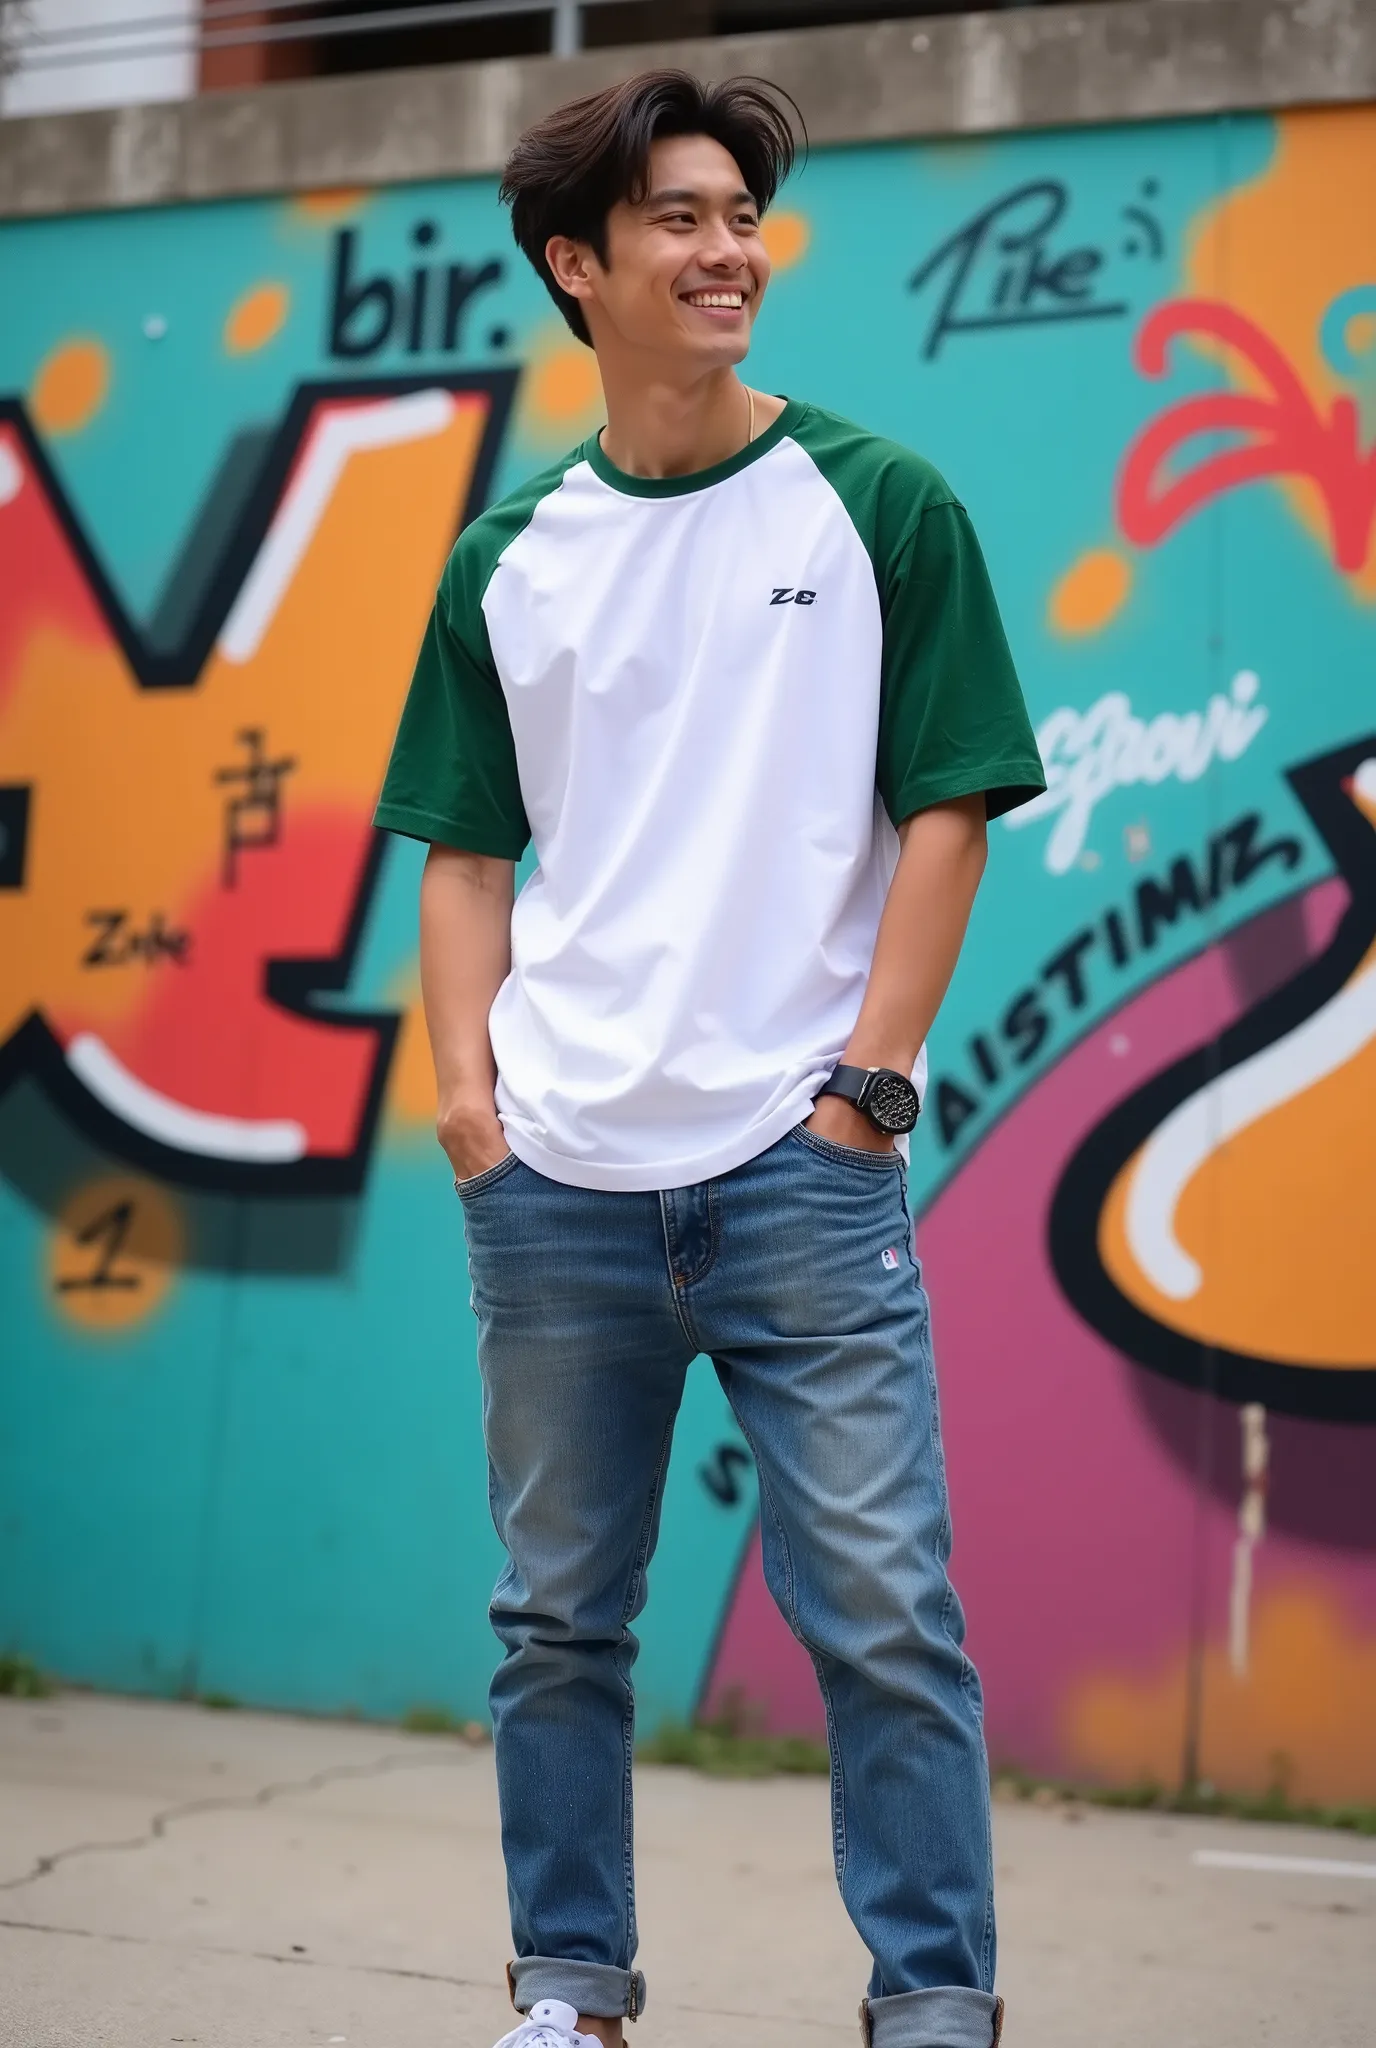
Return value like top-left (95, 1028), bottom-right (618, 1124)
top-left (1006, 672), bottom-right (1268, 874)
top-left (81, 909), bottom-right (191, 968)
top-left (328, 224), bottom-right (505, 361)
top-left (1118, 299), bottom-right (1376, 574)
top-left (699, 1443), bottom-right (753, 1507)
top-left (0, 782), bottom-right (29, 888)
top-left (932, 809), bottom-right (1302, 1149)
top-left (908, 179), bottom-right (1149, 361)
top-left (53, 1199), bottom-right (141, 1293)
top-left (215, 727), bottom-right (297, 888)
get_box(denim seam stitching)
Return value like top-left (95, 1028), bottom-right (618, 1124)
top-left (659, 1192), bottom-right (705, 1348)
top-left (453, 1151), bottom-right (519, 1198)
top-left (791, 1126), bottom-right (903, 1172)
top-left (899, 1171), bottom-right (985, 1903)
top-left (897, 1173), bottom-right (923, 1284)
top-left (614, 1415), bottom-right (676, 1978)
top-left (730, 1414), bottom-right (849, 1887)
top-left (666, 1185), bottom-right (721, 1289)
top-left (684, 1177), bottom-right (723, 1288)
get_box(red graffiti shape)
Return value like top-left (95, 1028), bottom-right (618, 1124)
top-left (1117, 298), bottom-right (1376, 573)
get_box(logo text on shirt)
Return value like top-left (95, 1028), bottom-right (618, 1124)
top-left (770, 587), bottom-right (816, 606)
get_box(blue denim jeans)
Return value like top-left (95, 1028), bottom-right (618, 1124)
top-left (458, 1125), bottom-right (1000, 2048)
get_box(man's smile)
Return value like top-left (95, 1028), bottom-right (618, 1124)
top-left (681, 287), bottom-right (749, 312)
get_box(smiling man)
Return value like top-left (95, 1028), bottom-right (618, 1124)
top-left (374, 69), bottom-right (1045, 2048)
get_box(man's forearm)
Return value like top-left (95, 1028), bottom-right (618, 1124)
top-left (419, 844), bottom-right (514, 1169)
top-left (843, 792), bottom-right (989, 1074)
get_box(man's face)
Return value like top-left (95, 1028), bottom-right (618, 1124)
top-left (556, 132), bottom-right (772, 364)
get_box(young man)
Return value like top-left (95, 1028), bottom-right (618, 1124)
top-left (375, 69), bottom-right (1045, 2048)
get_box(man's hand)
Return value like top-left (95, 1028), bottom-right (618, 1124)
top-left (419, 844), bottom-right (516, 1182)
top-left (804, 1092), bottom-right (896, 1154)
top-left (438, 1093), bottom-right (510, 1183)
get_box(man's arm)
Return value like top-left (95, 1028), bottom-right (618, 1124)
top-left (806, 792), bottom-right (988, 1152)
top-left (419, 843), bottom-right (514, 1181)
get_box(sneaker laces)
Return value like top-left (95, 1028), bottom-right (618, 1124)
top-left (494, 1999), bottom-right (597, 2048)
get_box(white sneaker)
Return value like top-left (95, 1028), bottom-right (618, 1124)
top-left (494, 1999), bottom-right (601, 2048)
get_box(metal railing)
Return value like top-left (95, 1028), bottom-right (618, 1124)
top-left (4, 0), bottom-right (1052, 87)
top-left (4, 0), bottom-right (603, 69)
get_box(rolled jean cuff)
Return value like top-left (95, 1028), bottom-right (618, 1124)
top-left (861, 1988), bottom-right (1004, 2048)
top-left (508, 1957), bottom-right (646, 2020)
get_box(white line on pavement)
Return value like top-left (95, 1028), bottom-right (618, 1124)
top-left (1193, 1850), bottom-right (1376, 1881)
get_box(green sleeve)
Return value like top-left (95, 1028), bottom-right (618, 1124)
top-left (373, 553), bottom-right (530, 859)
top-left (877, 501), bottom-right (1046, 826)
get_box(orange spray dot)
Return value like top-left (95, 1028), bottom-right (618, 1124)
top-left (1049, 547), bottom-right (1134, 636)
top-left (294, 188), bottom-right (368, 222)
top-left (31, 339), bottom-right (110, 435)
top-left (527, 347), bottom-right (602, 426)
top-left (1346, 311), bottom-right (1376, 361)
top-left (760, 211), bottom-right (810, 270)
top-left (225, 282), bottom-right (290, 354)
top-left (49, 1175), bottom-right (184, 1333)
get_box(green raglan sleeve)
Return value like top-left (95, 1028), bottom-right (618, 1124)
top-left (877, 499), bottom-right (1046, 826)
top-left (373, 546), bottom-right (530, 859)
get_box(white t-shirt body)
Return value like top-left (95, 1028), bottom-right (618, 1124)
top-left (377, 399), bottom-right (1044, 1192)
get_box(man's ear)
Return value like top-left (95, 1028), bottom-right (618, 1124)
top-left (545, 235), bottom-right (598, 305)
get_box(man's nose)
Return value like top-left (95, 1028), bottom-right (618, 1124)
top-left (699, 219), bottom-right (747, 268)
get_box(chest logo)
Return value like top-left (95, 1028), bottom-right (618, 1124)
top-left (770, 587), bottom-right (817, 607)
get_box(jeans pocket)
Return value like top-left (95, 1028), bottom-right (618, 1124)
top-left (790, 1123), bottom-right (901, 1173)
top-left (453, 1152), bottom-right (520, 1199)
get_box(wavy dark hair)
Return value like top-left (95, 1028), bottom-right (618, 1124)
top-left (499, 69), bottom-right (804, 346)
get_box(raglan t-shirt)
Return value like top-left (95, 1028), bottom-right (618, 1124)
top-left (374, 398), bottom-right (1046, 1192)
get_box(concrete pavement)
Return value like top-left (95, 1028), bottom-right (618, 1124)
top-left (1, 1693), bottom-right (1370, 2048)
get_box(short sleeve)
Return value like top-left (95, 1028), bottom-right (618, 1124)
top-left (877, 500), bottom-right (1046, 826)
top-left (373, 562), bottom-right (530, 859)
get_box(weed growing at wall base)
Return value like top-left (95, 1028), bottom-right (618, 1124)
top-left (0, 1652), bottom-right (55, 1697)
top-left (638, 1716), bottom-right (830, 1777)
top-left (992, 1769), bottom-right (1376, 1836)
top-left (401, 1704), bottom-right (491, 1741)
top-left (638, 1715), bottom-right (1376, 1826)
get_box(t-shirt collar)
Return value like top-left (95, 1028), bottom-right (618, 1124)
top-left (583, 396), bottom-right (804, 499)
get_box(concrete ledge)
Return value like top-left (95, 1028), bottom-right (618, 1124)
top-left (1, 0), bottom-right (1373, 218)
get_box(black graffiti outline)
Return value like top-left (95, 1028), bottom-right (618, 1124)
top-left (908, 178), bottom-right (1132, 362)
top-left (1049, 735), bottom-right (1376, 1423)
top-left (927, 810), bottom-right (1305, 1152)
top-left (54, 1197), bottom-right (141, 1293)
top-left (81, 908), bottom-right (192, 968)
top-left (698, 1442), bottom-right (754, 1507)
top-left (0, 369), bottom-right (517, 1196)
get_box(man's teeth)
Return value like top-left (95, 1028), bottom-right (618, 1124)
top-left (686, 291), bottom-right (744, 308)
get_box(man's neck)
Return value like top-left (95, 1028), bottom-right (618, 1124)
top-left (597, 363), bottom-right (783, 480)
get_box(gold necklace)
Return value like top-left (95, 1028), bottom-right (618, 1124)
top-left (746, 384), bottom-right (756, 446)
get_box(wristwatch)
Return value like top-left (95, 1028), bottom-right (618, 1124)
top-left (817, 1064), bottom-right (921, 1136)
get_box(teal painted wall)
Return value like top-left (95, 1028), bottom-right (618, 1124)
top-left (3, 105), bottom-right (1374, 1795)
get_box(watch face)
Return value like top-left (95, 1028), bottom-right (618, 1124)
top-left (866, 1069), bottom-right (920, 1135)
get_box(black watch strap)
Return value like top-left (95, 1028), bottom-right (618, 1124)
top-left (818, 1064), bottom-right (871, 1110)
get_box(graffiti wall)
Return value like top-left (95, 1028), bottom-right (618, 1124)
top-left (2, 103), bottom-right (1373, 1799)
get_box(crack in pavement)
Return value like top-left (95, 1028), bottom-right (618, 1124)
top-left (0, 1912), bottom-right (493, 1988)
top-left (0, 1917), bottom-right (838, 2031)
top-left (0, 1749), bottom-right (480, 1896)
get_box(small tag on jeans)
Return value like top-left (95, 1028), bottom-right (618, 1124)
top-left (881, 1246), bottom-right (900, 1270)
